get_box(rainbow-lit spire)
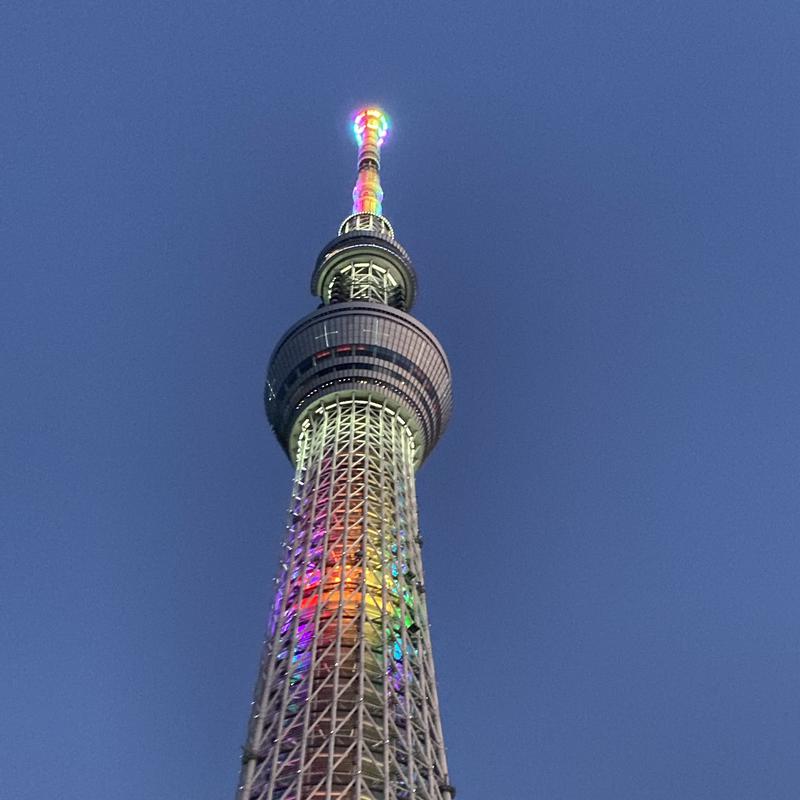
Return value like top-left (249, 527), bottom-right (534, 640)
top-left (351, 107), bottom-right (390, 216)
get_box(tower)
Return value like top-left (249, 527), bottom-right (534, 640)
top-left (238, 109), bottom-right (455, 800)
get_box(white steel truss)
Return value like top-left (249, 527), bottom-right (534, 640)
top-left (238, 395), bottom-right (451, 800)
top-left (327, 260), bottom-right (400, 305)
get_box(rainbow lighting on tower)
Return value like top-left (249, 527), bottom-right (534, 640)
top-left (351, 108), bottom-right (389, 216)
top-left (236, 108), bottom-right (456, 800)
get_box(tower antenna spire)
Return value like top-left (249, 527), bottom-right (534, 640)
top-left (351, 107), bottom-right (389, 216)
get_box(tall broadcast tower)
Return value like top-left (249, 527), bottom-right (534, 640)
top-left (237, 109), bottom-right (455, 800)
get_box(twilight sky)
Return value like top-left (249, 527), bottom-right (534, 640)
top-left (3, 3), bottom-right (800, 799)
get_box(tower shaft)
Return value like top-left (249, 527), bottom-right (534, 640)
top-left (238, 396), bottom-right (449, 800)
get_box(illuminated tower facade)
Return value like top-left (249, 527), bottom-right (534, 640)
top-left (238, 109), bottom-right (455, 800)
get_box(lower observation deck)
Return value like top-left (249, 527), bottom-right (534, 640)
top-left (266, 302), bottom-right (452, 465)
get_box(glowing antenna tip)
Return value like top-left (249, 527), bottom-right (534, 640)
top-left (350, 107), bottom-right (390, 216)
top-left (353, 107), bottom-right (390, 147)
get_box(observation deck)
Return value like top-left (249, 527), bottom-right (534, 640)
top-left (266, 300), bottom-right (452, 466)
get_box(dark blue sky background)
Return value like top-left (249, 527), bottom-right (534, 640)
top-left (3, 2), bottom-right (800, 798)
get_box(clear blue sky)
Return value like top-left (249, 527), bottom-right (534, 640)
top-left (3, 3), bottom-right (800, 798)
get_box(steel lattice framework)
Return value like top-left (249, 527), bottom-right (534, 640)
top-left (236, 109), bottom-right (455, 800)
top-left (240, 397), bottom-right (448, 800)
